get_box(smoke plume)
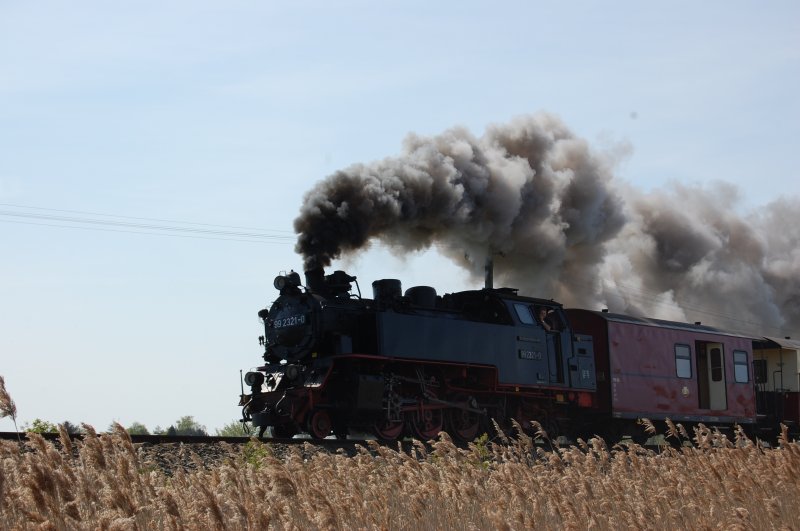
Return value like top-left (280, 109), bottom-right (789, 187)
top-left (294, 113), bottom-right (800, 337)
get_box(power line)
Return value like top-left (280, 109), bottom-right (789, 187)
top-left (0, 202), bottom-right (295, 234)
top-left (0, 207), bottom-right (296, 242)
top-left (0, 218), bottom-right (291, 244)
top-left (2, 203), bottom-right (795, 337)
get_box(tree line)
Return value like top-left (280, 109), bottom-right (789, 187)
top-left (2, 376), bottom-right (251, 437)
top-left (17, 416), bottom-right (251, 437)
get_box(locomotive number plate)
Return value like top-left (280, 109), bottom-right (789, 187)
top-left (519, 349), bottom-right (543, 360)
top-left (273, 314), bottom-right (306, 329)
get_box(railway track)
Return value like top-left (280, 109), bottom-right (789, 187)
top-left (0, 430), bottom-right (408, 475)
top-left (0, 430), bottom-right (407, 451)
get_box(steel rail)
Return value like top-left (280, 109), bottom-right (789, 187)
top-left (0, 431), bottom-right (408, 450)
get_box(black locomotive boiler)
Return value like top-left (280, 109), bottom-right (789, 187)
top-left (239, 267), bottom-right (598, 440)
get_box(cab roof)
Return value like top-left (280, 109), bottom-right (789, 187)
top-left (482, 288), bottom-right (563, 308)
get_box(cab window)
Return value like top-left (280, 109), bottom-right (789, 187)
top-left (513, 303), bottom-right (534, 325)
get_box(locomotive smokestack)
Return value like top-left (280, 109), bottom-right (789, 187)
top-left (485, 256), bottom-right (493, 290)
top-left (305, 268), bottom-right (325, 294)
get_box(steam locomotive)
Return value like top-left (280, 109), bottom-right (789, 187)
top-left (238, 267), bottom-right (799, 442)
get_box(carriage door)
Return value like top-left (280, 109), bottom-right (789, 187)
top-left (696, 341), bottom-right (727, 410)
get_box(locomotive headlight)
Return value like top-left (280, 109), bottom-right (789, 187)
top-left (244, 371), bottom-right (265, 388)
top-left (274, 275), bottom-right (287, 291)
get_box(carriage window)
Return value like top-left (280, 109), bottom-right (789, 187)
top-left (513, 304), bottom-right (534, 325)
top-left (710, 347), bottom-right (723, 382)
top-left (733, 350), bottom-right (749, 383)
top-left (675, 344), bottom-right (692, 378)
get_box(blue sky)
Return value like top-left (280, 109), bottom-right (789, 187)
top-left (1, 1), bottom-right (798, 432)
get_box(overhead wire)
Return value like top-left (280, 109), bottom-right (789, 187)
top-left (2, 203), bottom-right (794, 337)
top-left (0, 202), bottom-right (294, 233)
top-left (0, 218), bottom-right (292, 244)
top-left (0, 205), bottom-right (295, 243)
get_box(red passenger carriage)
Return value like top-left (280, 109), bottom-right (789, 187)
top-left (568, 309), bottom-right (757, 440)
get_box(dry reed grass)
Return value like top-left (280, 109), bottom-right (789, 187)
top-left (0, 376), bottom-right (18, 435)
top-left (1, 420), bottom-right (799, 530)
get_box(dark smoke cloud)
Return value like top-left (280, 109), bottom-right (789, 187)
top-left (599, 183), bottom-right (790, 334)
top-left (295, 114), bottom-right (626, 297)
top-left (294, 113), bottom-right (800, 337)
